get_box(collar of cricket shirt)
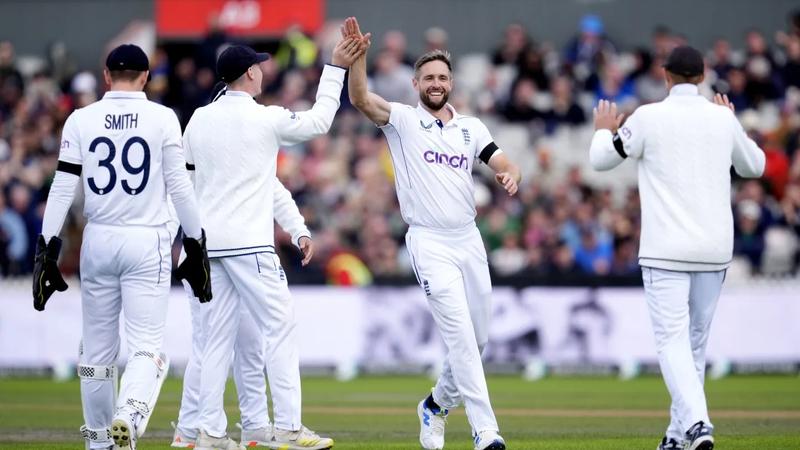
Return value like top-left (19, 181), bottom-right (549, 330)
top-left (103, 91), bottom-right (146, 99)
top-left (222, 90), bottom-right (256, 100)
top-left (669, 83), bottom-right (699, 97)
top-left (416, 102), bottom-right (461, 128)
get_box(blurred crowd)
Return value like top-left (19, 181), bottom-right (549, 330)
top-left (2, 12), bottom-right (800, 284)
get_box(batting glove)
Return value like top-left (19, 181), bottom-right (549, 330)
top-left (177, 229), bottom-right (212, 303)
top-left (32, 235), bottom-right (69, 311)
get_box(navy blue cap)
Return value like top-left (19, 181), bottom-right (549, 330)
top-left (663, 45), bottom-right (704, 77)
top-left (106, 44), bottom-right (150, 72)
top-left (217, 45), bottom-right (270, 82)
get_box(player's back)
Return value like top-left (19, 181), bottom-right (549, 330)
top-left (66, 92), bottom-right (179, 227)
top-left (182, 94), bottom-right (283, 256)
top-left (633, 93), bottom-right (741, 267)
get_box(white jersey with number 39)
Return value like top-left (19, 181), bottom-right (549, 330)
top-left (58, 91), bottom-right (184, 227)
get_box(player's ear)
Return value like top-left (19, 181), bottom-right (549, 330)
top-left (103, 69), bottom-right (112, 88)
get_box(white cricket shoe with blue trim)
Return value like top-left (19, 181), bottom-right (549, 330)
top-left (473, 430), bottom-right (506, 450)
top-left (417, 398), bottom-right (448, 450)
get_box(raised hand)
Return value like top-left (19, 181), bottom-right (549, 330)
top-left (593, 99), bottom-right (624, 132)
top-left (331, 35), bottom-right (367, 68)
top-left (340, 17), bottom-right (371, 52)
top-left (713, 93), bottom-right (735, 113)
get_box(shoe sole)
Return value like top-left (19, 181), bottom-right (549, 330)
top-left (111, 418), bottom-right (134, 449)
top-left (268, 444), bottom-right (333, 450)
top-left (688, 436), bottom-right (714, 450)
top-left (171, 439), bottom-right (196, 448)
top-left (476, 442), bottom-right (506, 450)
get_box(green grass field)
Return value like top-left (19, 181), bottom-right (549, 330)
top-left (0, 375), bottom-right (798, 449)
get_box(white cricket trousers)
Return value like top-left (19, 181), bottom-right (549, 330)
top-left (177, 286), bottom-right (296, 434)
top-left (198, 252), bottom-right (301, 437)
top-left (641, 267), bottom-right (725, 441)
top-left (79, 222), bottom-right (172, 448)
top-left (405, 224), bottom-right (499, 434)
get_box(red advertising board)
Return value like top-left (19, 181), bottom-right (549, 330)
top-left (157, 0), bottom-right (324, 38)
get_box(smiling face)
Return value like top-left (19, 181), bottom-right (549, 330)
top-left (413, 59), bottom-right (452, 111)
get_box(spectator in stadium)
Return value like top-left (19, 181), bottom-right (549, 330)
top-left (0, 189), bottom-right (27, 275)
top-left (501, 78), bottom-right (546, 123)
top-left (544, 75), bottom-right (586, 131)
top-left (490, 232), bottom-right (527, 276)
top-left (516, 45), bottom-right (550, 92)
top-left (492, 23), bottom-right (530, 66)
top-left (709, 38), bottom-right (736, 81)
top-left (0, 41), bottom-right (24, 116)
top-left (593, 60), bottom-right (637, 107)
top-left (734, 199), bottom-right (767, 273)
top-left (564, 14), bottom-right (614, 74)
top-left (381, 30), bottom-right (415, 67)
top-left (370, 49), bottom-right (417, 105)
top-left (635, 57), bottom-right (669, 103)
top-left (725, 67), bottom-right (751, 111)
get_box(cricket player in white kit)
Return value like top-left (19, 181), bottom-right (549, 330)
top-left (171, 177), bottom-right (314, 449)
top-left (344, 18), bottom-right (519, 450)
top-left (180, 37), bottom-right (365, 450)
top-left (589, 46), bottom-right (765, 450)
top-left (33, 44), bottom-right (211, 450)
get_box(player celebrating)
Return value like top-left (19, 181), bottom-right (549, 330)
top-left (589, 46), bottom-right (765, 450)
top-left (344, 17), bottom-right (518, 450)
top-left (181, 36), bottom-right (364, 450)
top-left (171, 177), bottom-right (314, 449)
top-left (33, 44), bottom-right (211, 450)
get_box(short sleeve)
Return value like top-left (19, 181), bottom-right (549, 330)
top-left (58, 112), bottom-right (83, 164)
top-left (382, 102), bottom-right (413, 131)
top-left (472, 120), bottom-right (499, 163)
top-left (617, 110), bottom-right (645, 159)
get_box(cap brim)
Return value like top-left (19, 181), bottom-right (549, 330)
top-left (255, 53), bottom-right (271, 63)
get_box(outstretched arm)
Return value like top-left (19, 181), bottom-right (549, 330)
top-left (274, 34), bottom-right (366, 146)
top-left (344, 17), bottom-right (391, 126)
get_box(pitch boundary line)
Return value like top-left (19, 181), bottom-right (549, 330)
top-left (302, 406), bottom-right (800, 419)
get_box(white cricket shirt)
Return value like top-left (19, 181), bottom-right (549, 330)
top-left (589, 84), bottom-right (766, 271)
top-left (183, 64), bottom-right (344, 257)
top-left (380, 102), bottom-right (499, 230)
top-left (48, 91), bottom-right (199, 233)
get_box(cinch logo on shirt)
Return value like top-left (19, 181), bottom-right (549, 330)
top-left (423, 150), bottom-right (468, 170)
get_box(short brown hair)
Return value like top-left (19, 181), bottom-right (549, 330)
top-left (108, 69), bottom-right (145, 82)
top-left (414, 49), bottom-right (452, 78)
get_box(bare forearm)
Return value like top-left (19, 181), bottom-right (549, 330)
top-left (348, 55), bottom-right (369, 107)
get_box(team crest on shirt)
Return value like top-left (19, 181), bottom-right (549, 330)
top-left (419, 120), bottom-right (433, 132)
top-left (461, 128), bottom-right (470, 145)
